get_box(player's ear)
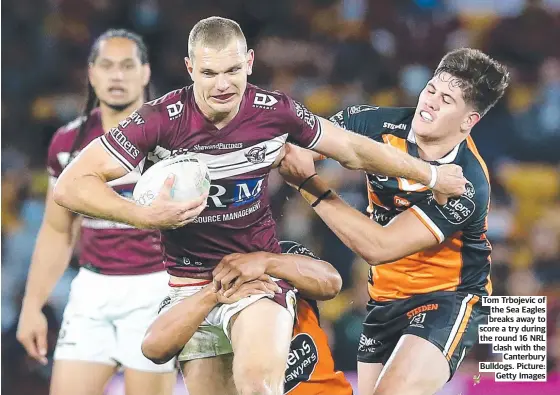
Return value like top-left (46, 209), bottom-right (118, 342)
top-left (246, 49), bottom-right (254, 76)
top-left (461, 111), bottom-right (481, 132)
top-left (184, 57), bottom-right (194, 79)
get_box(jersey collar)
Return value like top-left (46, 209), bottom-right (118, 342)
top-left (407, 130), bottom-right (461, 164)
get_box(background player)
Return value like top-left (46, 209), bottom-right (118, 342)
top-left (52, 17), bottom-right (467, 395)
top-left (16, 30), bottom-right (176, 395)
top-left (141, 241), bottom-right (353, 395)
top-left (277, 48), bottom-right (510, 395)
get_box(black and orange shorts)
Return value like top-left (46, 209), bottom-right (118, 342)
top-left (357, 290), bottom-right (489, 378)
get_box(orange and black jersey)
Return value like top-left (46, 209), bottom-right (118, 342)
top-left (329, 105), bottom-right (492, 301)
top-left (280, 241), bottom-right (353, 395)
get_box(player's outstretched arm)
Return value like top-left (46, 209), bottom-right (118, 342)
top-left (53, 140), bottom-right (207, 229)
top-left (142, 286), bottom-right (218, 364)
top-left (16, 185), bottom-right (78, 365)
top-left (214, 251), bottom-right (342, 301)
top-left (142, 280), bottom-right (278, 364)
top-left (313, 117), bottom-right (467, 197)
top-left (279, 145), bottom-right (439, 265)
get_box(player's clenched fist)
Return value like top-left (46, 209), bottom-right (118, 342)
top-left (433, 164), bottom-right (467, 198)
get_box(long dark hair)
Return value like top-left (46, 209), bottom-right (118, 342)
top-left (68, 29), bottom-right (151, 160)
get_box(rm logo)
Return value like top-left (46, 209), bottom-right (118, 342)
top-left (167, 101), bottom-right (184, 119)
top-left (254, 93), bottom-right (278, 108)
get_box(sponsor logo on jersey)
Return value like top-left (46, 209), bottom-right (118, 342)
top-left (329, 110), bottom-right (346, 129)
top-left (383, 122), bottom-right (406, 130)
top-left (253, 93), bottom-right (278, 108)
top-left (158, 296), bottom-right (171, 314)
top-left (436, 195), bottom-right (476, 225)
top-left (182, 257), bottom-right (203, 266)
top-left (406, 303), bottom-right (439, 320)
top-left (206, 176), bottom-right (265, 209)
top-left (284, 333), bottom-right (319, 392)
top-left (358, 334), bottom-right (382, 353)
top-left (166, 101), bottom-right (184, 120)
top-left (244, 146), bottom-right (266, 164)
top-left (109, 128), bottom-right (140, 158)
top-left (192, 142), bottom-right (243, 151)
top-left (348, 105), bottom-right (378, 115)
top-left (370, 208), bottom-right (394, 225)
top-left (119, 111), bottom-right (145, 128)
top-left (283, 243), bottom-right (320, 260)
top-left (293, 101), bottom-right (317, 129)
top-left (394, 195), bottom-right (411, 207)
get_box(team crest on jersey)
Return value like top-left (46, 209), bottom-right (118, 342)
top-left (244, 146), bottom-right (266, 164)
top-left (284, 333), bottom-right (318, 392)
top-left (464, 182), bottom-right (476, 199)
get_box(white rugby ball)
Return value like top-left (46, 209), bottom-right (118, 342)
top-left (133, 154), bottom-right (211, 206)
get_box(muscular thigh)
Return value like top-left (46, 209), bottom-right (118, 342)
top-left (181, 354), bottom-right (236, 395)
top-left (230, 298), bottom-right (294, 378)
top-left (373, 334), bottom-right (449, 395)
top-left (358, 362), bottom-right (384, 395)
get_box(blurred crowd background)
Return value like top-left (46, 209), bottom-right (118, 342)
top-left (2, 0), bottom-right (560, 394)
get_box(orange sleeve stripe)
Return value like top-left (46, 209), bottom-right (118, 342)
top-left (445, 295), bottom-right (479, 360)
top-left (409, 206), bottom-right (444, 243)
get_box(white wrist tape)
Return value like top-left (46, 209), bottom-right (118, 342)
top-left (427, 165), bottom-right (438, 189)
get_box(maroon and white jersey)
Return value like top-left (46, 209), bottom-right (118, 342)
top-left (47, 109), bottom-right (164, 275)
top-left (99, 84), bottom-right (323, 278)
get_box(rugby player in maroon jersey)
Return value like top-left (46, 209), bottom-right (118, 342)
top-left (53, 17), bottom-right (467, 395)
top-left (17, 30), bottom-right (176, 395)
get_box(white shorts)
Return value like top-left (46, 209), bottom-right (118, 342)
top-left (160, 283), bottom-right (297, 362)
top-left (54, 268), bottom-right (176, 373)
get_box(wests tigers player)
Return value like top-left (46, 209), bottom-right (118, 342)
top-left (53, 17), bottom-right (467, 395)
top-left (280, 48), bottom-right (510, 395)
top-left (17, 30), bottom-right (176, 395)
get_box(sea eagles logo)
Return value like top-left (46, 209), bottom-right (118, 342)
top-left (245, 146), bottom-right (266, 164)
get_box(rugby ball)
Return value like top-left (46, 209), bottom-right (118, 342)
top-left (133, 154), bottom-right (211, 206)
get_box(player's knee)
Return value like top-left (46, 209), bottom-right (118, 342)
top-left (234, 366), bottom-right (284, 395)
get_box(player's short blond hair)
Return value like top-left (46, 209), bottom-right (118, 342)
top-left (188, 16), bottom-right (247, 59)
